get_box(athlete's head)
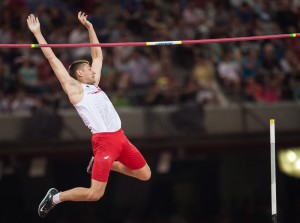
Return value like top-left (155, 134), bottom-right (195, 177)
top-left (68, 60), bottom-right (96, 84)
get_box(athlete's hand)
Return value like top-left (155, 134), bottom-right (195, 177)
top-left (78, 11), bottom-right (93, 29)
top-left (27, 14), bottom-right (41, 35)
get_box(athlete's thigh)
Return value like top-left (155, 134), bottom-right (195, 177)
top-left (118, 137), bottom-right (146, 170)
top-left (92, 151), bottom-right (115, 182)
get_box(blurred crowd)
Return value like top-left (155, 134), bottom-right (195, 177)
top-left (0, 0), bottom-right (300, 114)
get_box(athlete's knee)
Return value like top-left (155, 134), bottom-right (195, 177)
top-left (87, 189), bottom-right (104, 201)
top-left (139, 168), bottom-right (151, 181)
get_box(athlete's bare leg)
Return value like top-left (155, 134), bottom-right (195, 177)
top-left (87, 157), bottom-right (151, 181)
top-left (111, 161), bottom-right (151, 181)
top-left (58, 162), bottom-right (150, 203)
top-left (38, 179), bottom-right (107, 217)
top-left (59, 179), bottom-right (107, 202)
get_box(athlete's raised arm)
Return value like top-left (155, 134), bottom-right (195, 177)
top-left (27, 14), bottom-right (80, 97)
top-left (78, 11), bottom-right (103, 86)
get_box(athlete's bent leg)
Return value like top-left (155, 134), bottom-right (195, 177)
top-left (38, 180), bottom-right (106, 218)
top-left (111, 161), bottom-right (151, 181)
top-left (59, 179), bottom-right (107, 202)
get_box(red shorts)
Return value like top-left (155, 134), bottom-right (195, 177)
top-left (91, 129), bottom-right (146, 182)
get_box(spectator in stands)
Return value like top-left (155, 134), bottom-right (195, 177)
top-left (234, 1), bottom-right (257, 25)
top-left (169, 19), bottom-right (195, 41)
top-left (168, 2), bottom-right (183, 21)
top-left (119, 0), bottom-right (143, 35)
top-left (126, 48), bottom-right (151, 90)
top-left (112, 31), bottom-right (135, 73)
top-left (193, 53), bottom-right (216, 89)
top-left (68, 19), bottom-right (89, 59)
top-left (274, 0), bottom-right (299, 33)
top-left (99, 52), bottom-right (116, 92)
top-left (217, 49), bottom-right (241, 95)
top-left (242, 47), bottom-right (261, 82)
top-left (145, 6), bottom-right (168, 38)
top-left (109, 18), bottom-right (130, 43)
top-left (210, 1), bottom-right (232, 37)
top-left (145, 75), bottom-right (176, 106)
top-left (259, 42), bottom-right (284, 88)
top-left (111, 88), bottom-right (130, 107)
top-left (17, 57), bottom-right (47, 94)
top-left (88, 3), bottom-right (109, 42)
top-left (280, 49), bottom-right (300, 100)
top-left (146, 48), bottom-right (162, 79)
top-left (280, 49), bottom-right (300, 76)
top-left (182, 1), bottom-right (206, 28)
top-left (10, 89), bottom-right (38, 113)
top-left (244, 76), bottom-right (264, 102)
top-left (263, 76), bottom-right (281, 103)
top-left (192, 53), bottom-right (222, 104)
top-left (254, 0), bottom-right (273, 23)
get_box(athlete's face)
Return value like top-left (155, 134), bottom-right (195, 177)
top-left (81, 64), bottom-right (96, 84)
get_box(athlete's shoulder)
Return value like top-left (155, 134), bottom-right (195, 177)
top-left (67, 81), bottom-right (84, 105)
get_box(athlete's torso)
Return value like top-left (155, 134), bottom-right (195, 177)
top-left (74, 84), bottom-right (121, 133)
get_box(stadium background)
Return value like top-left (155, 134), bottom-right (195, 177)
top-left (1, 0), bottom-right (300, 222)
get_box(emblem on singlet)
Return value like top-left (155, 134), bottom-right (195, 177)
top-left (86, 85), bottom-right (102, 95)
